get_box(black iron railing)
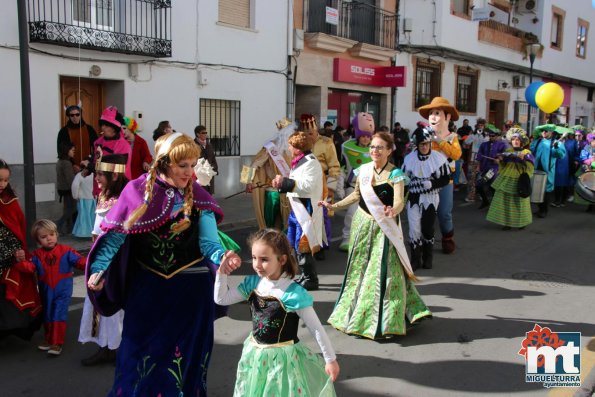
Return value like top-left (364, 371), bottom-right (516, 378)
top-left (27, 0), bottom-right (172, 57)
top-left (307, 1), bottom-right (397, 49)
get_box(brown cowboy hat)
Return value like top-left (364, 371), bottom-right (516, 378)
top-left (418, 97), bottom-right (459, 121)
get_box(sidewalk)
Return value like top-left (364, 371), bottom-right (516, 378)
top-left (61, 192), bottom-right (257, 254)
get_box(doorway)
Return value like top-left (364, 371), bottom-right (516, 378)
top-left (327, 89), bottom-right (380, 130)
top-left (488, 99), bottom-right (505, 130)
top-left (60, 76), bottom-right (105, 131)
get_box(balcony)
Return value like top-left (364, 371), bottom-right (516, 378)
top-left (27, 0), bottom-right (172, 57)
top-left (307, 1), bottom-right (397, 50)
top-left (478, 20), bottom-right (540, 56)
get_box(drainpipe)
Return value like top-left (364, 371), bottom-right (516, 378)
top-left (17, 0), bottom-right (36, 247)
top-left (391, 0), bottom-right (401, 126)
top-left (286, 0), bottom-right (294, 119)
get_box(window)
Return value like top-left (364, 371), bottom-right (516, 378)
top-left (451, 0), bottom-right (470, 18)
top-left (414, 58), bottom-right (441, 109)
top-left (550, 6), bottom-right (565, 50)
top-left (219, 0), bottom-right (252, 29)
top-left (455, 67), bottom-right (478, 114)
top-left (199, 99), bottom-right (241, 156)
top-left (577, 18), bottom-right (589, 59)
top-left (72, 0), bottom-right (114, 30)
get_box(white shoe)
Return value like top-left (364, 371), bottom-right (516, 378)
top-left (567, 196), bottom-right (574, 203)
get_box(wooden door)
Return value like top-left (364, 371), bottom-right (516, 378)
top-left (60, 77), bottom-right (104, 132)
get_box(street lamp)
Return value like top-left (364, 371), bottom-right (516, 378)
top-left (526, 43), bottom-right (542, 134)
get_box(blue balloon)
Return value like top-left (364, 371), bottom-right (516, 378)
top-left (525, 81), bottom-right (544, 108)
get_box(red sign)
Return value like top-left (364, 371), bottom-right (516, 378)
top-left (333, 58), bottom-right (406, 87)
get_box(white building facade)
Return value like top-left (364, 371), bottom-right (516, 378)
top-left (394, 0), bottom-right (595, 131)
top-left (1, 0), bottom-right (292, 219)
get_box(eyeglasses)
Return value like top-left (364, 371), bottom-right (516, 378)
top-left (69, 113), bottom-right (81, 117)
top-left (369, 145), bottom-right (386, 151)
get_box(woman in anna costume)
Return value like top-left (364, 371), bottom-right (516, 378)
top-left (86, 133), bottom-right (241, 396)
top-left (320, 132), bottom-right (432, 340)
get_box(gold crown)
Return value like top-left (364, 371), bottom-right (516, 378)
top-left (299, 114), bottom-right (318, 132)
top-left (276, 117), bottom-right (292, 130)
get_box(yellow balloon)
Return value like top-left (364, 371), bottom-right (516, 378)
top-left (535, 82), bottom-right (564, 113)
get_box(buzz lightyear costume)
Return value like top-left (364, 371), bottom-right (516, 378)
top-left (338, 113), bottom-right (374, 251)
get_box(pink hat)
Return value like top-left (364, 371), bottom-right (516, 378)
top-left (99, 106), bottom-right (122, 129)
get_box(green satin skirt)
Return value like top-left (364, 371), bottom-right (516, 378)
top-left (328, 208), bottom-right (432, 340)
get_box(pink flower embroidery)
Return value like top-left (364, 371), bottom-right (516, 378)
top-left (175, 346), bottom-right (181, 358)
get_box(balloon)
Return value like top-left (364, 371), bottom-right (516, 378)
top-left (524, 81), bottom-right (544, 108)
top-left (535, 82), bottom-right (564, 113)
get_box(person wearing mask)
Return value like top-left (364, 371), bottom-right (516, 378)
top-left (417, 97), bottom-right (462, 254)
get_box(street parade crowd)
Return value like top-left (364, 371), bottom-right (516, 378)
top-left (1, 97), bottom-right (595, 396)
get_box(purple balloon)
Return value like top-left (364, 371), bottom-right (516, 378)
top-left (525, 81), bottom-right (544, 108)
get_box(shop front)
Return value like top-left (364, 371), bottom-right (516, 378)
top-left (293, 54), bottom-right (405, 130)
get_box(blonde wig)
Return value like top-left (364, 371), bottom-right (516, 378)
top-left (124, 133), bottom-right (201, 233)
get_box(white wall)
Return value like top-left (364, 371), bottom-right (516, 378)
top-left (0, 1), bottom-right (290, 166)
top-left (399, 0), bottom-right (595, 84)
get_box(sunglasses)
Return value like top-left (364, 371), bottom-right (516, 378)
top-left (69, 113), bottom-right (81, 117)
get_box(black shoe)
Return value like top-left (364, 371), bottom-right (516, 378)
top-left (299, 278), bottom-right (319, 291)
top-left (421, 243), bottom-right (433, 269)
top-left (535, 212), bottom-right (546, 218)
top-left (502, 226), bottom-right (511, 231)
top-left (478, 201), bottom-right (490, 210)
top-left (81, 347), bottom-right (115, 366)
top-left (313, 251), bottom-right (325, 261)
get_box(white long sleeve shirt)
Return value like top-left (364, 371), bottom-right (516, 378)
top-left (214, 273), bottom-right (337, 363)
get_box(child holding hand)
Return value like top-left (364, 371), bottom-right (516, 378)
top-left (29, 219), bottom-right (86, 355)
top-left (214, 228), bottom-right (339, 397)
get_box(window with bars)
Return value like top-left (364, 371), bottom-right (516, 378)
top-left (577, 18), bottom-right (589, 59)
top-left (551, 6), bottom-right (565, 50)
top-left (219, 0), bottom-right (251, 29)
top-left (199, 99), bottom-right (241, 157)
top-left (456, 69), bottom-right (478, 113)
top-left (414, 62), bottom-right (441, 109)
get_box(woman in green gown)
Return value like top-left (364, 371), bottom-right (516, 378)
top-left (320, 132), bottom-right (432, 340)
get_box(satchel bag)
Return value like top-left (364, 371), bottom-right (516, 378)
top-left (517, 165), bottom-right (532, 198)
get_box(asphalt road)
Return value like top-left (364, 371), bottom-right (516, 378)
top-left (1, 193), bottom-right (594, 397)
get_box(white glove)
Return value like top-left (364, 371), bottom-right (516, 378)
top-left (422, 180), bottom-right (433, 190)
top-left (194, 158), bottom-right (217, 187)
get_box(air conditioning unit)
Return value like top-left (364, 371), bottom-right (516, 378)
top-left (517, 0), bottom-right (536, 13)
top-left (512, 75), bottom-right (526, 88)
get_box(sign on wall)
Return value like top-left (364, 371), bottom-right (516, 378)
top-left (333, 59), bottom-right (406, 87)
top-left (326, 7), bottom-right (338, 25)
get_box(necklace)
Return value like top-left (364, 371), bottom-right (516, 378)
top-left (374, 161), bottom-right (389, 175)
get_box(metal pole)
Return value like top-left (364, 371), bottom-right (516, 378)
top-left (17, 0), bottom-right (36, 247)
top-left (526, 52), bottom-right (536, 134)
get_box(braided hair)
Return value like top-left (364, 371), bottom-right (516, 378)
top-left (124, 133), bottom-right (200, 232)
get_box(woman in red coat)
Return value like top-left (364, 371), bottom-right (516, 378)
top-left (0, 159), bottom-right (42, 340)
top-left (123, 117), bottom-right (153, 180)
